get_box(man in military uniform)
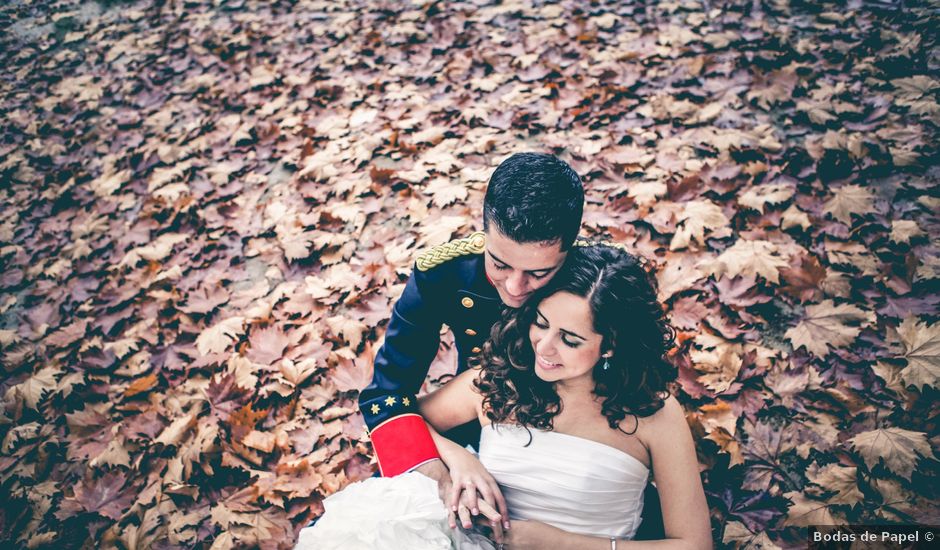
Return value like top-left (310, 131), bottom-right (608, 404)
top-left (358, 152), bottom-right (584, 481)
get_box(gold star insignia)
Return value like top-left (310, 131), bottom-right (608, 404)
top-left (370, 404), bottom-right (380, 414)
top-left (384, 396), bottom-right (397, 406)
top-left (402, 397), bottom-right (410, 407)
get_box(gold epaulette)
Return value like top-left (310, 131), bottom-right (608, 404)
top-left (573, 237), bottom-right (629, 253)
top-left (416, 231), bottom-right (486, 271)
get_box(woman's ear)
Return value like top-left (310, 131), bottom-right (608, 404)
top-left (602, 337), bottom-right (615, 358)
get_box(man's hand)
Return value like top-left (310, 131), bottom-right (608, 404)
top-left (457, 493), bottom-right (505, 544)
top-left (415, 460), bottom-right (505, 544)
top-left (414, 459), bottom-right (454, 503)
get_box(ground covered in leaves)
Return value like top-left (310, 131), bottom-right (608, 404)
top-left (1, 0), bottom-right (938, 548)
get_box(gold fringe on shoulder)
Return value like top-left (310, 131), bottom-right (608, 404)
top-left (416, 231), bottom-right (486, 271)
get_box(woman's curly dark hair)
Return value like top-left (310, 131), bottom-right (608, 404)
top-left (473, 243), bottom-right (677, 434)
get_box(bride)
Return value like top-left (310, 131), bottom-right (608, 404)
top-left (297, 243), bottom-right (712, 549)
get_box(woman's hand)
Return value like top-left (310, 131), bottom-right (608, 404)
top-left (440, 445), bottom-right (510, 532)
top-left (500, 520), bottom-right (564, 550)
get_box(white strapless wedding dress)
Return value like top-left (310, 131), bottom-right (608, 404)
top-left (295, 423), bottom-right (649, 549)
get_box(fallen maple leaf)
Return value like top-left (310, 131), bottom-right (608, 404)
top-left (196, 316), bottom-right (246, 356)
top-left (807, 463), bottom-right (863, 506)
top-left (668, 295), bottom-right (710, 329)
top-left (847, 427), bottom-right (932, 480)
top-left (124, 373), bottom-right (159, 399)
top-left (656, 252), bottom-right (708, 301)
top-left (890, 220), bottom-right (925, 244)
top-left (780, 204), bottom-right (812, 231)
top-left (628, 181), bottom-right (667, 207)
top-left (895, 316), bottom-right (939, 391)
top-left (246, 325), bottom-right (290, 366)
top-left (785, 300), bottom-right (874, 357)
top-left (782, 491), bottom-right (837, 526)
top-left (71, 470), bottom-right (136, 521)
top-left (324, 315), bottom-right (368, 350)
top-left (738, 182), bottom-right (794, 213)
top-left (670, 200), bottom-right (730, 251)
top-left (823, 184), bottom-right (874, 225)
top-left (417, 215), bottom-right (467, 248)
top-left (706, 239), bottom-right (789, 285)
top-left (44, 318), bottom-right (89, 348)
top-left (423, 177), bottom-right (469, 208)
top-left (690, 339), bottom-right (743, 394)
top-left (155, 410), bottom-right (200, 448)
top-left (8, 366), bottom-right (60, 410)
top-left (871, 361), bottom-right (907, 395)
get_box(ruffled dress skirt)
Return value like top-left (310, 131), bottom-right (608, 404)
top-left (295, 472), bottom-right (496, 550)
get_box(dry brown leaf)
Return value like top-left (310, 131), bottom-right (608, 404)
top-left (806, 463), bottom-right (863, 506)
top-left (782, 491), bottom-right (836, 526)
top-left (706, 240), bottom-right (789, 284)
top-left (8, 366), bottom-right (60, 410)
top-left (670, 200), bottom-right (730, 251)
top-left (847, 427), bottom-right (932, 480)
top-left (896, 317), bottom-right (940, 391)
top-left (690, 339), bottom-right (743, 394)
top-left (823, 184), bottom-right (874, 225)
top-left (785, 300), bottom-right (874, 357)
top-left (423, 178), bottom-right (469, 208)
top-left (196, 317), bottom-right (246, 356)
top-left (890, 220), bottom-right (925, 244)
top-left (738, 183), bottom-right (794, 213)
top-left (324, 315), bottom-right (368, 350)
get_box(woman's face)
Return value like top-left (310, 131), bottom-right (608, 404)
top-left (528, 291), bottom-right (605, 385)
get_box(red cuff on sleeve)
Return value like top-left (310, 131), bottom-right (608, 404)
top-left (369, 414), bottom-right (440, 477)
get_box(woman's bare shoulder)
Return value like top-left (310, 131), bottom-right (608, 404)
top-left (630, 395), bottom-right (687, 440)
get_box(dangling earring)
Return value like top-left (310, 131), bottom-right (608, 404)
top-left (602, 358), bottom-right (610, 371)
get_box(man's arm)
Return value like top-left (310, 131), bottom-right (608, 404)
top-left (358, 263), bottom-right (447, 477)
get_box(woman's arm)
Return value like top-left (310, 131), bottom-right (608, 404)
top-left (630, 395), bottom-right (712, 549)
top-left (418, 366), bottom-right (483, 432)
top-left (418, 367), bottom-right (510, 536)
top-left (411, 366), bottom-right (482, 490)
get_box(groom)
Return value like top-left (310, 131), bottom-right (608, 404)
top-left (359, 152), bottom-right (583, 480)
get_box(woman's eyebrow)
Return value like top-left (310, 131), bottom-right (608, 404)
top-left (535, 309), bottom-right (586, 340)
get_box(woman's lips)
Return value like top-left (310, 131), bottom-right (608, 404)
top-left (536, 355), bottom-right (562, 370)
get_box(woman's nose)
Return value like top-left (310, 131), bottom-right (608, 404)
top-left (535, 334), bottom-right (555, 357)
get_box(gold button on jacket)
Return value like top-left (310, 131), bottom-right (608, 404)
top-left (461, 297), bottom-right (474, 308)
top-left (471, 347), bottom-right (482, 353)
top-left (465, 328), bottom-right (477, 336)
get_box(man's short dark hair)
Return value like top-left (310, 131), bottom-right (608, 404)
top-left (482, 152), bottom-right (584, 250)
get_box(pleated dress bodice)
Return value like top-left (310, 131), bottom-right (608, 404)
top-left (477, 423), bottom-right (649, 540)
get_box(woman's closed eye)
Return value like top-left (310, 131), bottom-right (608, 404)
top-left (533, 316), bottom-right (581, 348)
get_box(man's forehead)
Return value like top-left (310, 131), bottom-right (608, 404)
top-left (486, 236), bottom-right (566, 270)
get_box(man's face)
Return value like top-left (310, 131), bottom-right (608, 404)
top-left (483, 228), bottom-right (567, 308)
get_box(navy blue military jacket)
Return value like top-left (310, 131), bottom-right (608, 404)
top-left (358, 232), bottom-right (503, 475)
